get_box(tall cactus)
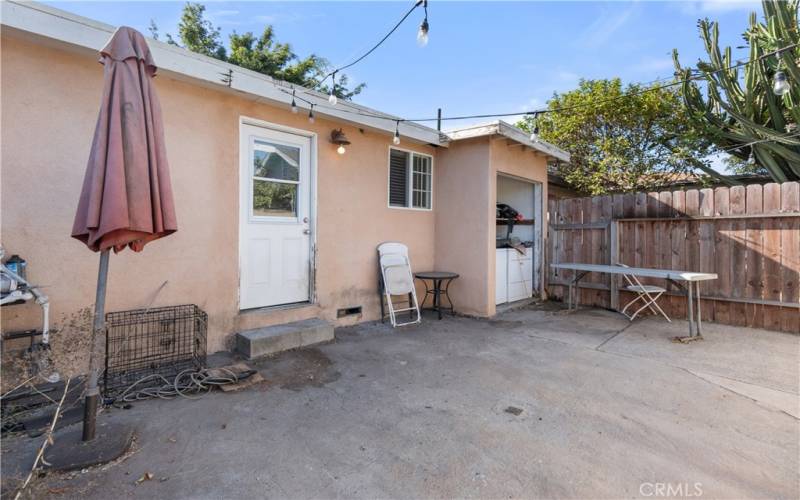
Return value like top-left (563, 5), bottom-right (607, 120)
top-left (673, 0), bottom-right (800, 182)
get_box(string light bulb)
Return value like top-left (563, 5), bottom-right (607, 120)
top-left (290, 90), bottom-right (298, 114)
top-left (417, 19), bottom-right (429, 47)
top-left (393, 122), bottom-right (401, 145)
top-left (530, 125), bottom-right (540, 142)
top-left (529, 114), bottom-right (540, 142)
top-left (308, 105), bottom-right (315, 124)
top-left (328, 72), bottom-right (338, 105)
top-left (417, 0), bottom-right (429, 47)
top-left (773, 70), bottom-right (790, 96)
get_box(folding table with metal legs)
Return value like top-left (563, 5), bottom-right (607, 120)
top-left (552, 263), bottom-right (717, 340)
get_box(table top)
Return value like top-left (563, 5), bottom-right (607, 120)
top-left (551, 263), bottom-right (717, 281)
top-left (415, 271), bottom-right (460, 280)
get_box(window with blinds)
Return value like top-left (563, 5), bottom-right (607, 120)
top-left (389, 149), bottom-right (408, 207)
top-left (388, 148), bottom-right (432, 210)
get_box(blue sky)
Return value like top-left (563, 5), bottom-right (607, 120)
top-left (46, 0), bottom-right (760, 131)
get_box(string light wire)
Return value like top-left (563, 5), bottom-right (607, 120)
top-left (291, 41), bottom-right (798, 127)
top-left (280, 41), bottom-right (797, 155)
top-left (313, 0), bottom-right (426, 91)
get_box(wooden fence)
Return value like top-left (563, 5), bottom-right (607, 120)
top-left (546, 182), bottom-right (799, 333)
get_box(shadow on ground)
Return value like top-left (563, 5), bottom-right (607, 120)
top-left (2, 304), bottom-right (798, 499)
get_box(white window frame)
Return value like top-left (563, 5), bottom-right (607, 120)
top-left (249, 137), bottom-right (303, 222)
top-left (387, 147), bottom-right (434, 211)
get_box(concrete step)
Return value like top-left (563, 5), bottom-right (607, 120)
top-left (236, 318), bottom-right (334, 359)
top-left (235, 303), bottom-right (322, 333)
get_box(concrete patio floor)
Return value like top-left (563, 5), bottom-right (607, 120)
top-left (3, 304), bottom-right (799, 499)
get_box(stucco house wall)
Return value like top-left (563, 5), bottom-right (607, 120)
top-left (435, 137), bottom-right (551, 317)
top-left (1, 3), bottom-right (566, 361)
top-left (0, 34), bottom-right (437, 352)
top-left (434, 137), bottom-right (493, 317)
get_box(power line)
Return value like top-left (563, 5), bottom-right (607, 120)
top-left (407, 42), bottom-right (799, 123)
top-left (295, 42), bottom-right (798, 126)
top-left (312, 0), bottom-right (426, 91)
top-left (280, 41), bottom-right (799, 159)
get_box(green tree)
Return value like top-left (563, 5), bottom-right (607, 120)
top-left (517, 79), bottom-right (712, 195)
top-left (171, 2), bottom-right (226, 59)
top-left (725, 154), bottom-right (769, 175)
top-left (228, 29), bottom-right (365, 98)
top-left (673, 0), bottom-right (800, 182)
top-left (164, 3), bottom-right (364, 100)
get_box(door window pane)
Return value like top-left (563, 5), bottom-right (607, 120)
top-left (253, 141), bottom-right (300, 181)
top-left (253, 179), bottom-right (297, 217)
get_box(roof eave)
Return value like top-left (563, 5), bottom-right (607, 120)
top-left (0, 1), bottom-right (446, 147)
top-left (446, 121), bottom-right (570, 163)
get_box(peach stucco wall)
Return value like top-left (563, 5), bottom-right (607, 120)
top-left (1, 34), bottom-right (436, 352)
top-left (434, 137), bottom-right (493, 316)
top-left (435, 137), bottom-right (549, 317)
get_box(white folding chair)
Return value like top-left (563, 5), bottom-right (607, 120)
top-left (619, 265), bottom-right (671, 322)
top-left (377, 242), bottom-right (421, 327)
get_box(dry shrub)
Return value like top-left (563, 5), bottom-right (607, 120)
top-left (1, 306), bottom-right (94, 392)
top-left (48, 306), bottom-right (94, 379)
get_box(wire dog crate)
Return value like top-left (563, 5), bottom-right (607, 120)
top-left (103, 304), bottom-right (207, 397)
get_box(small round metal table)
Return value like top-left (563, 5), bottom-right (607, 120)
top-left (414, 271), bottom-right (459, 320)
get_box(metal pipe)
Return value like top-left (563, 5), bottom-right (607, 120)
top-left (695, 281), bottom-right (702, 337)
top-left (82, 249), bottom-right (110, 442)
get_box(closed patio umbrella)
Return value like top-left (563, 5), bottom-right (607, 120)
top-left (72, 26), bottom-right (176, 442)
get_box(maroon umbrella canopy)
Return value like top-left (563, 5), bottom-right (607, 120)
top-left (72, 26), bottom-right (177, 253)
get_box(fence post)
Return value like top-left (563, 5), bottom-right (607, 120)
top-left (609, 220), bottom-right (619, 310)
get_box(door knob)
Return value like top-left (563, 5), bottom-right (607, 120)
top-left (302, 217), bottom-right (309, 223)
top-left (303, 229), bottom-right (311, 234)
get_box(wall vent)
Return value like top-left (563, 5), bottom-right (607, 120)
top-left (337, 306), bottom-right (362, 318)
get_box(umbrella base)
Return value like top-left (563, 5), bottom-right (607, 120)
top-left (43, 421), bottom-right (133, 471)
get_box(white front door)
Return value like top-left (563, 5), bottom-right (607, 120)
top-left (239, 122), bottom-right (313, 309)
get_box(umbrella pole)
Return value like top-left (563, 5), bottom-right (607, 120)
top-left (82, 248), bottom-right (110, 442)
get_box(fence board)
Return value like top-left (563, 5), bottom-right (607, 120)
top-left (547, 199), bottom-right (558, 297)
top-left (713, 187), bottom-right (732, 325)
top-left (745, 185), bottom-right (764, 328)
top-left (685, 194), bottom-right (700, 312)
top-left (698, 189), bottom-right (716, 320)
top-left (598, 196), bottom-right (612, 307)
top-left (554, 199), bottom-right (567, 290)
top-left (571, 199), bottom-right (583, 302)
top-left (658, 191), bottom-right (673, 217)
top-left (781, 182), bottom-right (799, 333)
top-left (588, 196), bottom-right (603, 303)
top-left (670, 191), bottom-right (687, 318)
top-left (763, 183), bottom-right (783, 330)
top-left (546, 182), bottom-right (799, 333)
top-left (654, 192), bottom-right (674, 315)
top-left (729, 186), bottom-right (747, 327)
top-left (698, 221), bottom-right (716, 321)
top-left (580, 197), bottom-right (593, 305)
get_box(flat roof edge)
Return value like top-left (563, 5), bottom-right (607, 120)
top-left (446, 121), bottom-right (570, 163)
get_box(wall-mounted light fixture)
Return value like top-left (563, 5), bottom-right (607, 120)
top-left (330, 128), bottom-right (351, 155)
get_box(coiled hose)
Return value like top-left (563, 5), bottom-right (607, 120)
top-left (113, 367), bottom-right (257, 404)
